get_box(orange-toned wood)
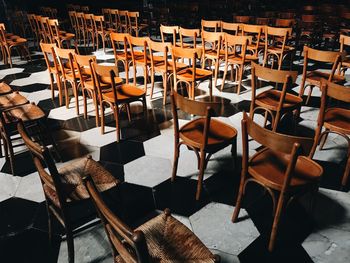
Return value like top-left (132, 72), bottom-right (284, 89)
top-left (170, 91), bottom-right (237, 200)
top-left (110, 32), bottom-right (131, 84)
top-left (338, 35), bottom-right (350, 75)
top-left (201, 19), bottom-right (221, 32)
top-left (310, 80), bottom-right (350, 189)
top-left (127, 11), bottom-right (148, 37)
top-left (160, 24), bottom-right (179, 46)
top-left (179, 27), bottom-right (200, 48)
top-left (232, 112), bottom-right (323, 251)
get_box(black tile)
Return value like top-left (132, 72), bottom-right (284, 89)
top-left (100, 140), bottom-right (145, 165)
top-left (1, 151), bottom-right (37, 177)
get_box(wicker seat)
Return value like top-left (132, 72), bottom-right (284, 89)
top-left (17, 122), bottom-right (119, 263)
top-left (84, 176), bottom-right (219, 263)
top-left (0, 92), bottom-right (28, 109)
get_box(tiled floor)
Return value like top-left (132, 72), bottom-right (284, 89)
top-left (0, 44), bottom-right (349, 263)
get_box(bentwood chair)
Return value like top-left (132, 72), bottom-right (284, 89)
top-left (201, 20), bottom-right (221, 32)
top-left (128, 35), bottom-right (151, 90)
top-left (74, 54), bottom-right (98, 126)
top-left (127, 11), bottom-right (148, 37)
top-left (310, 80), bottom-right (350, 189)
top-left (110, 32), bottom-right (132, 83)
top-left (338, 34), bottom-right (350, 75)
top-left (170, 91), bottom-right (237, 200)
top-left (172, 46), bottom-right (213, 100)
top-left (84, 175), bottom-right (220, 262)
top-left (201, 31), bottom-right (225, 88)
top-left (55, 47), bottom-right (79, 113)
top-left (263, 26), bottom-right (295, 70)
top-left (118, 10), bottom-right (129, 33)
top-left (232, 112), bottom-right (323, 251)
top-left (91, 62), bottom-right (147, 141)
top-left (299, 46), bottom-right (344, 105)
top-left (160, 25), bottom-right (179, 46)
top-left (48, 19), bottom-right (76, 49)
top-left (250, 62), bottom-right (302, 131)
top-left (40, 42), bottom-right (64, 105)
top-left (17, 121), bottom-right (118, 263)
top-left (0, 26), bottom-right (31, 68)
top-left (221, 35), bottom-right (249, 93)
top-left (93, 15), bottom-right (109, 52)
top-left (178, 27), bottom-right (200, 48)
top-left (241, 24), bottom-right (263, 60)
top-left (83, 13), bottom-right (96, 48)
top-left (221, 22), bottom-right (240, 35)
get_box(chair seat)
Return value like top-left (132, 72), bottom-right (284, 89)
top-left (6, 37), bottom-right (27, 46)
top-left (44, 157), bottom-right (119, 207)
top-left (324, 108), bottom-right (350, 135)
top-left (0, 82), bottom-right (13, 95)
top-left (4, 104), bottom-right (45, 122)
top-left (226, 54), bottom-right (245, 64)
top-left (255, 90), bottom-right (303, 111)
top-left (245, 54), bottom-right (259, 61)
top-left (0, 92), bottom-right (29, 109)
top-left (176, 67), bottom-right (212, 82)
top-left (102, 84), bottom-right (146, 102)
top-left (129, 213), bottom-right (215, 262)
top-left (249, 148), bottom-right (322, 191)
top-left (154, 60), bottom-right (187, 73)
top-left (180, 118), bottom-right (237, 151)
top-left (306, 71), bottom-right (345, 86)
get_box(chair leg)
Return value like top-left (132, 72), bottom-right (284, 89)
top-left (163, 73), bottom-right (168, 105)
top-left (65, 228), bottom-right (75, 263)
top-left (237, 65), bottom-right (243, 95)
top-left (172, 143), bottom-right (180, 182)
top-left (305, 85), bottom-right (314, 105)
top-left (214, 59), bottom-right (219, 88)
top-left (221, 63), bottom-right (228, 91)
top-left (341, 154), bottom-right (350, 190)
top-left (196, 150), bottom-right (206, 200)
top-left (100, 102), bottom-right (105, 134)
top-left (319, 129), bottom-right (329, 150)
top-left (113, 105), bottom-right (120, 142)
top-left (268, 193), bottom-right (287, 252)
top-left (232, 174), bottom-right (245, 222)
top-left (150, 69), bottom-right (155, 99)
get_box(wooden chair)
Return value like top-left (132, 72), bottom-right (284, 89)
top-left (75, 12), bottom-right (86, 45)
top-left (234, 15), bottom-right (252, 24)
top-left (241, 24), bottom-right (263, 60)
top-left (17, 121), bottom-right (118, 263)
top-left (263, 26), bottom-right (295, 70)
top-left (109, 9), bottom-right (120, 32)
top-left (256, 17), bottom-right (271, 26)
top-left (83, 13), bottom-right (96, 48)
top-left (110, 32), bottom-right (131, 84)
top-left (84, 175), bottom-right (219, 262)
top-left (172, 46), bottom-right (213, 100)
top-left (221, 22), bottom-right (240, 35)
top-left (201, 20), bottom-right (221, 32)
top-left (338, 35), bottom-right (350, 75)
top-left (91, 62), bottom-right (147, 141)
top-left (93, 15), bottom-right (109, 52)
top-left (27, 14), bottom-right (40, 48)
top-left (275, 19), bottom-right (295, 28)
top-left (0, 102), bottom-right (59, 175)
top-left (40, 42), bottom-right (64, 106)
top-left (250, 62), bottom-right (302, 131)
top-left (55, 47), bottom-right (79, 113)
top-left (74, 54), bottom-right (98, 126)
top-left (299, 46), bottom-right (344, 105)
top-left (128, 35), bottom-right (151, 90)
top-left (170, 91), bottom-right (237, 200)
top-left (160, 25), bottom-right (179, 46)
top-left (310, 80), bottom-right (350, 189)
top-left (221, 35), bottom-right (249, 94)
top-left (127, 11), bottom-right (148, 37)
top-left (299, 15), bottom-right (321, 47)
top-left (48, 19), bottom-right (76, 49)
top-left (102, 8), bottom-right (112, 29)
top-left (179, 27), bottom-right (200, 48)
top-left (118, 10), bottom-right (129, 33)
top-left (201, 31), bottom-right (224, 88)
top-left (68, 11), bottom-right (78, 37)
top-left (232, 112), bottom-right (323, 251)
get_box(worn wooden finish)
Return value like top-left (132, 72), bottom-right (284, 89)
top-left (170, 91), bottom-right (237, 200)
top-left (232, 112), bottom-right (323, 251)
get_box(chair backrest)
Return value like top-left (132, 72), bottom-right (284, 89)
top-left (201, 31), bottom-right (224, 55)
top-left (160, 25), bottom-right (179, 45)
top-left (93, 15), bottom-right (105, 32)
top-left (303, 46), bottom-right (342, 81)
top-left (279, 12), bottom-right (295, 19)
top-left (321, 79), bottom-right (350, 104)
top-left (110, 9), bottom-right (119, 30)
top-left (234, 15), bottom-right (252, 24)
top-left (339, 34), bottom-right (350, 52)
top-left (55, 47), bottom-right (76, 78)
top-left (17, 121), bottom-right (70, 222)
top-left (201, 19), bottom-right (221, 32)
top-left (179, 27), bottom-right (200, 48)
top-left (75, 54), bottom-right (96, 87)
top-left (256, 17), bottom-right (270, 26)
top-left (265, 26), bottom-right (291, 52)
top-left (91, 62), bottom-right (119, 103)
top-left (275, 18), bottom-right (294, 28)
top-left (40, 42), bottom-right (59, 72)
top-left (241, 111), bottom-right (314, 159)
top-left (84, 176), bottom-right (150, 263)
top-left (118, 10), bottom-right (128, 30)
top-left (127, 11), bottom-right (139, 26)
top-left (148, 40), bottom-right (171, 69)
top-left (110, 32), bottom-right (130, 64)
top-left (171, 46), bottom-right (203, 84)
top-left (221, 22), bottom-right (240, 35)
top-left (170, 91), bottom-right (223, 148)
top-left (224, 34), bottom-right (249, 60)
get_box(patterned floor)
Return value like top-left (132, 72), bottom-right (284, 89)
top-left (0, 44), bottom-right (349, 263)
